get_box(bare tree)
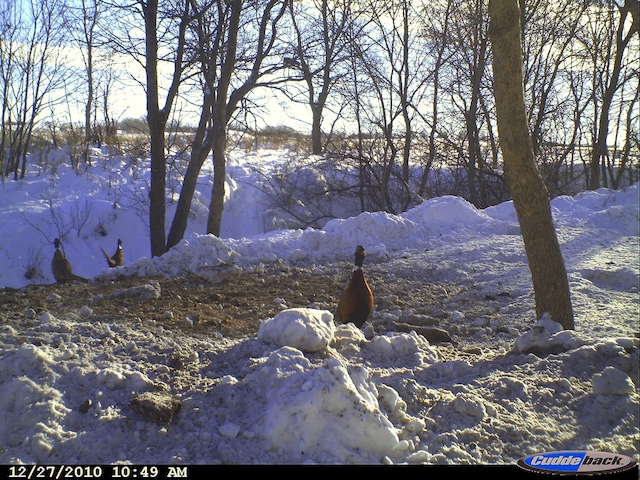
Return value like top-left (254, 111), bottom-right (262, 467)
top-left (517, 0), bottom-right (584, 195)
top-left (445, 0), bottom-right (493, 207)
top-left (489, 0), bottom-right (574, 329)
top-left (522, 0), bottom-right (585, 155)
top-left (206, 0), bottom-right (289, 237)
top-left (97, 53), bottom-right (121, 143)
top-left (342, 0), bottom-right (432, 213)
top-left (100, 0), bottom-right (195, 256)
top-left (609, 78), bottom-right (639, 189)
top-left (416, 0), bottom-right (454, 198)
top-left (0, 0), bottom-right (69, 180)
top-left (76, 0), bottom-right (101, 163)
top-left (286, 0), bottom-right (359, 154)
top-left (140, 0), bottom-right (192, 257)
top-left (585, 0), bottom-right (638, 190)
top-left (166, 0), bottom-right (289, 245)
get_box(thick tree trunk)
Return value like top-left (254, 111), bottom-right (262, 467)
top-left (148, 122), bottom-right (167, 257)
top-left (142, 0), bottom-right (190, 256)
top-left (489, 0), bottom-right (574, 329)
top-left (144, 0), bottom-right (167, 258)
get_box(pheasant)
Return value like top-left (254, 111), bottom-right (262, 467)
top-left (51, 238), bottom-right (89, 283)
top-left (335, 245), bottom-right (374, 328)
top-left (100, 238), bottom-right (124, 267)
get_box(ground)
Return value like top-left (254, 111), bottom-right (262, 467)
top-left (0, 255), bottom-right (522, 357)
top-left (1, 266), bottom-right (341, 340)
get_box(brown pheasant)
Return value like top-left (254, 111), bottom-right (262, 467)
top-left (51, 238), bottom-right (89, 283)
top-left (100, 238), bottom-right (124, 267)
top-left (335, 245), bottom-right (374, 328)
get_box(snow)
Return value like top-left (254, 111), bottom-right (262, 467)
top-left (258, 308), bottom-right (335, 353)
top-left (0, 146), bottom-right (638, 465)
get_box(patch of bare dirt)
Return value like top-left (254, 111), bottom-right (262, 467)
top-left (0, 265), bottom-right (347, 339)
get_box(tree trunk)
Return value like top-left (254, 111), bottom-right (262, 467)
top-left (84, 43), bottom-right (93, 165)
top-left (141, 0), bottom-right (190, 256)
top-left (144, 0), bottom-right (167, 258)
top-left (166, 135), bottom-right (211, 249)
top-left (465, 31), bottom-right (487, 208)
top-left (148, 120), bottom-right (167, 257)
top-left (311, 105), bottom-right (323, 155)
top-left (400, 0), bottom-right (411, 185)
top-left (206, 120), bottom-right (227, 237)
top-left (489, 0), bottom-right (574, 329)
top-left (167, 92), bottom-right (214, 249)
top-left (204, 0), bottom-right (242, 238)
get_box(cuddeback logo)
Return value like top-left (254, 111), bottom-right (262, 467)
top-left (517, 450), bottom-right (637, 475)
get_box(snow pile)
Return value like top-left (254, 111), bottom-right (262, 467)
top-left (98, 234), bottom-right (242, 283)
top-left (513, 315), bottom-right (582, 355)
top-left (252, 309), bottom-right (439, 463)
top-left (1, 297), bottom-right (636, 464)
top-left (258, 308), bottom-right (335, 353)
top-left (593, 367), bottom-right (636, 396)
top-left (257, 352), bottom-right (399, 463)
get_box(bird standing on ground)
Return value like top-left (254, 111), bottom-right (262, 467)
top-left (335, 245), bottom-right (374, 328)
top-left (100, 238), bottom-right (124, 267)
top-left (51, 238), bottom-right (89, 283)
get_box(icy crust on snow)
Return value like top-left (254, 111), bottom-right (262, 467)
top-left (0, 306), bottom-right (637, 464)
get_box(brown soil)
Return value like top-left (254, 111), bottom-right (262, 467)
top-left (0, 266), bottom-right (347, 339)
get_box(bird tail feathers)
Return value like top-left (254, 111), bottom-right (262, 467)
top-left (100, 246), bottom-right (116, 267)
